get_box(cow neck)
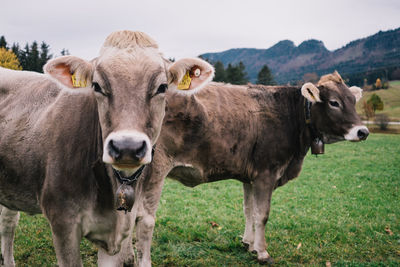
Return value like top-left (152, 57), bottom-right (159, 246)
top-left (113, 147), bottom-right (155, 213)
top-left (112, 147), bottom-right (154, 184)
top-left (90, 103), bottom-right (144, 212)
top-left (303, 97), bottom-right (324, 155)
top-left (91, 121), bottom-right (116, 211)
top-left (113, 166), bottom-right (145, 185)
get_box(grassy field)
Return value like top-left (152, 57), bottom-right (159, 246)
top-left (12, 134), bottom-right (400, 266)
top-left (356, 80), bottom-right (400, 121)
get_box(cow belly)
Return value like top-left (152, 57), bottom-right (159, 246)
top-left (168, 165), bottom-right (205, 187)
top-left (0, 184), bottom-right (41, 214)
top-left (0, 158), bottom-right (42, 213)
top-left (0, 175), bottom-right (41, 213)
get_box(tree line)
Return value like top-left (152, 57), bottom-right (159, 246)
top-left (211, 60), bottom-right (275, 85)
top-left (0, 35), bottom-right (69, 72)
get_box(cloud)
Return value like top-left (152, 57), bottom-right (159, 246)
top-left (1, 0), bottom-right (399, 60)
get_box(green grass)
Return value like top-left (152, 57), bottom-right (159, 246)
top-left (356, 81), bottom-right (400, 121)
top-left (12, 134), bottom-right (400, 266)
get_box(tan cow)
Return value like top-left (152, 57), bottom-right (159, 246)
top-left (0, 31), bottom-right (213, 266)
top-left (132, 71), bottom-right (368, 266)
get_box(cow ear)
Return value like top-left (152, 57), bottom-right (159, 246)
top-left (349, 86), bottom-right (363, 102)
top-left (44, 56), bottom-right (94, 89)
top-left (301, 82), bottom-right (321, 103)
top-left (168, 58), bottom-right (214, 94)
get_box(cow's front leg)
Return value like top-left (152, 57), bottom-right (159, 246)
top-left (97, 233), bottom-right (134, 267)
top-left (50, 221), bottom-right (83, 267)
top-left (135, 160), bottom-right (170, 267)
top-left (252, 175), bottom-right (275, 264)
top-left (135, 211), bottom-right (156, 267)
top-left (242, 183), bottom-right (255, 251)
top-left (0, 206), bottom-right (19, 267)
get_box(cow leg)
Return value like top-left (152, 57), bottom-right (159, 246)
top-left (50, 221), bottom-right (83, 267)
top-left (242, 183), bottom-right (255, 251)
top-left (97, 233), bottom-right (134, 267)
top-left (135, 177), bottom-right (166, 267)
top-left (252, 175), bottom-right (275, 264)
top-left (135, 156), bottom-right (171, 267)
top-left (0, 206), bottom-right (19, 267)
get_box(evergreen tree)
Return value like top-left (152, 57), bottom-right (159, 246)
top-left (213, 61), bottom-right (226, 82)
top-left (257, 65), bottom-right (275, 85)
top-left (11, 43), bottom-right (20, 58)
top-left (226, 64), bottom-right (235, 83)
top-left (27, 41), bottom-right (41, 72)
top-left (367, 93), bottom-right (384, 112)
top-left (0, 36), bottom-right (7, 49)
top-left (19, 43), bottom-right (30, 70)
top-left (0, 36), bottom-right (56, 72)
top-left (40, 41), bottom-right (52, 68)
top-left (226, 61), bottom-right (248, 84)
top-left (238, 62), bottom-right (248, 83)
top-left (60, 48), bottom-right (70, 56)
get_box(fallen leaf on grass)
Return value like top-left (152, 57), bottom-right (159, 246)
top-left (326, 261), bottom-right (331, 267)
top-left (296, 242), bottom-right (302, 250)
top-left (210, 221), bottom-right (219, 228)
top-left (385, 226), bottom-right (393, 235)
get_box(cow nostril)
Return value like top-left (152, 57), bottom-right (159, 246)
top-left (135, 141), bottom-right (147, 160)
top-left (357, 129), bottom-right (369, 140)
top-left (108, 138), bottom-right (148, 162)
top-left (108, 140), bottom-right (121, 160)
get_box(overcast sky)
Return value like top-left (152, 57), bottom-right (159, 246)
top-left (1, 0), bottom-right (399, 60)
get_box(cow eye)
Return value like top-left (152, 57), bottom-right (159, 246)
top-left (329, 100), bottom-right (340, 108)
top-left (92, 82), bottom-right (105, 96)
top-left (156, 83), bottom-right (168, 95)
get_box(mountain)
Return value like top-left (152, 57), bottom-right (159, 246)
top-left (200, 28), bottom-right (400, 84)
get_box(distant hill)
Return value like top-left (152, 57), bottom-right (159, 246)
top-left (200, 28), bottom-right (400, 84)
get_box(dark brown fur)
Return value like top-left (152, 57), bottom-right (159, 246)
top-left (133, 75), bottom-right (368, 265)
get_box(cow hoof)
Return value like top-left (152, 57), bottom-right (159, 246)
top-left (258, 255), bottom-right (274, 265)
top-left (123, 258), bottom-right (134, 267)
top-left (241, 241), bottom-right (250, 249)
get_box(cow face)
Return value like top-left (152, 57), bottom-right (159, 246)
top-left (44, 31), bottom-right (214, 174)
top-left (301, 71), bottom-right (369, 144)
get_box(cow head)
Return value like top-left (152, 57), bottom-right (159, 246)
top-left (44, 31), bottom-right (214, 174)
top-left (301, 71), bottom-right (369, 144)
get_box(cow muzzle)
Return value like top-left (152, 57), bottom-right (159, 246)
top-left (102, 130), bottom-right (152, 171)
top-left (344, 125), bottom-right (369, 141)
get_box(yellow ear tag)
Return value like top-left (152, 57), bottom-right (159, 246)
top-left (71, 73), bottom-right (87, 88)
top-left (177, 71), bottom-right (191, 90)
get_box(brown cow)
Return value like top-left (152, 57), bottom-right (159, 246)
top-left (132, 71), bottom-right (368, 266)
top-left (0, 31), bottom-right (214, 266)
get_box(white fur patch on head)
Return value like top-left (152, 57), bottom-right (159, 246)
top-left (317, 70), bottom-right (344, 86)
top-left (100, 30), bottom-right (158, 55)
top-left (301, 82), bottom-right (321, 103)
top-left (344, 125), bottom-right (369, 141)
top-left (349, 86), bottom-right (363, 102)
